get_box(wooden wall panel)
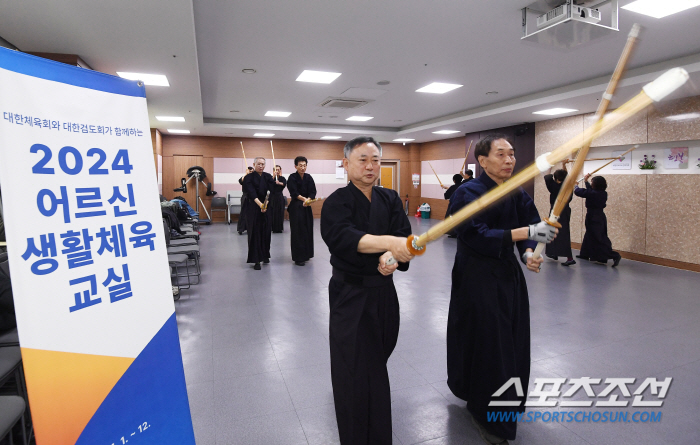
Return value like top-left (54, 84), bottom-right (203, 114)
top-left (172, 156), bottom-right (202, 205)
top-left (648, 96), bottom-right (700, 143)
top-left (583, 109), bottom-right (648, 147)
top-left (599, 175), bottom-right (647, 255)
top-left (646, 174), bottom-right (700, 264)
top-left (162, 156), bottom-right (174, 200)
top-left (163, 136), bottom-right (351, 160)
top-left (421, 198), bottom-right (449, 220)
top-left (420, 136), bottom-right (466, 161)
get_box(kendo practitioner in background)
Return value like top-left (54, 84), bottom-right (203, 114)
top-left (462, 168), bottom-right (474, 183)
top-left (444, 174), bottom-right (464, 238)
top-left (242, 157), bottom-right (274, 270)
top-left (237, 166), bottom-right (254, 235)
top-left (270, 165), bottom-right (287, 233)
top-left (287, 156), bottom-right (316, 266)
top-left (447, 134), bottom-right (557, 445)
top-left (574, 174), bottom-right (621, 267)
top-left (544, 167), bottom-right (575, 266)
top-left (321, 136), bottom-right (414, 445)
top-left (444, 174), bottom-right (463, 201)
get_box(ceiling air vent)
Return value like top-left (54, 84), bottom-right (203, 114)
top-left (318, 97), bottom-right (372, 109)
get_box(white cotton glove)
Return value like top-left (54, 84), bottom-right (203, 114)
top-left (528, 221), bottom-right (557, 243)
top-left (522, 251), bottom-right (533, 264)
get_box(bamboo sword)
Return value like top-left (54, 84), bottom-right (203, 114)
top-left (533, 23), bottom-right (642, 259)
top-left (384, 67), bottom-right (688, 264)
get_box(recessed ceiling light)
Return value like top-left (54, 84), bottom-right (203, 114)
top-left (393, 138), bottom-right (415, 142)
top-left (416, 82), bottom-right (463, 94)
top-left (377, 80), bottom-right (390, 85)
top-left (296, 70), bottom-right (342, 84)
top-left (254, 133), bottom-right (275, 137)
top-left (622, 0), bottom-right (700, 18)
top-left (242, 69), bottom-right (256, 74)
top-left (167, 129), bottom-right (190, 134)
top-left (265, 111), bottom-right (291, 117)
top-left (532, 108), bottom-right (578, 116)
top-left (116, 72), bottom-right (169, 86)
top-left (321, 136), bottom-right (342, 140)
top-left (432, 130), bottom-right (460, 135)
top-left (346, 116), bottom-right (374, 121)
top-left (156, 116), bottom-right (185, 122)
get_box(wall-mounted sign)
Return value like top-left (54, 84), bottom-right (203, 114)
top-left (664, 147), bottom-right (689, 169)
top-left (612, 150), bottom-right (632, 170)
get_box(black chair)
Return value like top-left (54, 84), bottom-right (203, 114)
top-left (0, 395), bottom-right (27, 445)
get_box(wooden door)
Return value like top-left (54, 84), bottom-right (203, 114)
top-left (380, 164), bottom-right (395, 190)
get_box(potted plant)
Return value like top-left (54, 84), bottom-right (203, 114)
top-left (638, 154), bottom-right (657, 170)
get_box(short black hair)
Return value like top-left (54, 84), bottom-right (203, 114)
top-left (553, 169), bottom-right (568, 182)
top-left (465, 169), bottom-right (473, 177)
top-left (344, 136), bottom-right (382, 158)
top-left (474, 133), bottom-right (510, 161)
top-left (591, 176), bottom-right (607, 191)
top-left (294, 156), bottom-right (308, 166)
top-left (452, 174), bottom-right (463, 184)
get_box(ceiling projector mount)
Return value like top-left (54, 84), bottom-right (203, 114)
top-left (521, 0), bottom-right (619, 48)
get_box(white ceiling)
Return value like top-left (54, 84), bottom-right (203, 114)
top-left (2, 0), bottom-right (700, 143)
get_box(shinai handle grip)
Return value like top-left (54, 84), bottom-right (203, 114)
top-left (384, 234), bottom-right (425, 266)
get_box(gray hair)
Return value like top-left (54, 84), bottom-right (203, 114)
top-left (253, 156), bottom-right (266, 164)
top-left (343, 136), bottom-right (382, 159)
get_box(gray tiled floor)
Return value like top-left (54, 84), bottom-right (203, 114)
top-left (176, 218), bottom-right (700, 444)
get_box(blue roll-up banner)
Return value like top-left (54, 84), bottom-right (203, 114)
top-left (0, 48), bottom-right (195, 444)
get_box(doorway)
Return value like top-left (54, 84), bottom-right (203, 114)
top-left (379, 160), bottom-right (399, 193)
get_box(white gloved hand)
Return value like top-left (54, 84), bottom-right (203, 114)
top-left (528, 221), bottom-right (557, 243)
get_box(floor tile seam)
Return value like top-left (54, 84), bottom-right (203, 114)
top-left (211, 339), bottom-right (272, 351)
top-left (559, 419), bottom-right (602, 445)
top-left (290, 407), bottom-right (311, 445)
top-left (225, 407), bottom-right (299, 424)
top-left (212, 369), bottom-right (286, 383)
top-left (390, 380), bottom-right (432, 394)
top-left (408, 434), bottom-right (455, 445)
top-left (270, 336), bottom-right (302, 411)
top-left (658, 357), bottom-right (700, 374)
top-left (278, 360), bottom-right (332, 373)
top-left (213, 368), bottom-right (286, 384)
top-left (426, 381), bottom-right (460, 405)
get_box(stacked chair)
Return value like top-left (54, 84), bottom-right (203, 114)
top-left (162, 198), bottom-right (202, 298)
top-left (0, 253), bottom-right (30, 445)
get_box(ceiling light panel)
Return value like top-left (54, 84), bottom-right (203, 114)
top-left (432, 130), bottom-right (460, 135)
top-left (167, 129), bottom-right (190, 134)
top-left (532, 108), bottom-right (578, 116)
top-left (321, 136), bottom-right (342, 140)
top-left (622, 0), bottom-right (700, 18)
top-left (393, 138), bottom-right (415, 142)
top-left (156, 116), bottom-right (185, 122)
top-left (346, 116), bottom-right (373, 121)
top-left (116, 72), bottom-right (170, 86)
top-left (254, 133), bottom-right (275, 137)
top-left (416, 82), bottom-right (463, 94)
top-left (265, 111), bottom-right (291, 117)
top-left (296, 70), bottom-right (341, 84)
